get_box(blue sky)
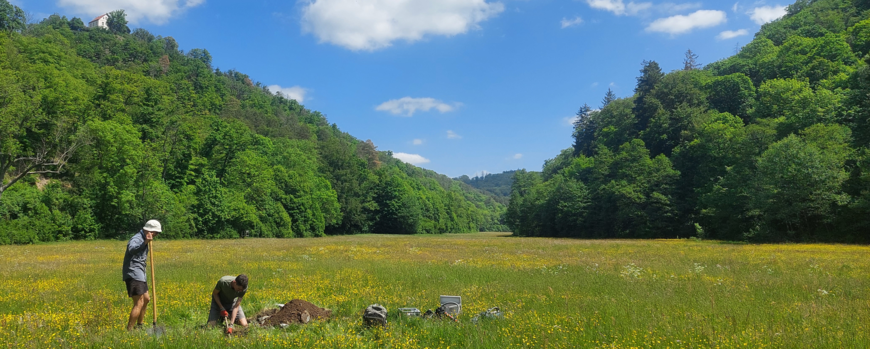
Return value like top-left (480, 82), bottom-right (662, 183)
top-left (18, 0), bottom-right (789, 178)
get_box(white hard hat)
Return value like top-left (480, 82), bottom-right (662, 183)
top-left (143, 219), bottom-right (162, 233)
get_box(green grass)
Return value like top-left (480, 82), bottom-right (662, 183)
top-left (0, 233), bottom-right (867, 348)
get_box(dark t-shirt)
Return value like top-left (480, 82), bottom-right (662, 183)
top-left (215, 275), bottom-right (245, 305)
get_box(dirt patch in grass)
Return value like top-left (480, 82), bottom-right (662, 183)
top-left (225, 326), bottom-right (248, 337)
top-left (256, 299), bottom-right (332, 327)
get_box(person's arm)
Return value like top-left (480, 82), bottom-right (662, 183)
top-left (212, 288), bottom-right (227, 317)
top-left (230, 295), bottom-right (243, 324)
top-left (127, 232), bottom-right (153, 252)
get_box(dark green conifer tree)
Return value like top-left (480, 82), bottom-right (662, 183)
top-left (632, 60), bottom-right (664, 132)
top-left (572, 104), bottom-right (595, 156)
top-left (601, 88), bottom-right (616, 108)
top-left (683, 49), bottom-right (700, 70)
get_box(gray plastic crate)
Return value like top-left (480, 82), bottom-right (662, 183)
top-left (439, 295), bottom-right (461, 315)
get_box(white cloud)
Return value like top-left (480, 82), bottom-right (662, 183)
top-left (591, 82), bottom-right (599, 87)
top-left (563, 115), bottom-right (579, 126)
top-left (375, 97), bottom-right (458, 117)
top-left (56, 0), bottom-right (204, 24)
top-left (393, 152), bottom-right (430, 165)
top-left (513, 153), bottom-right (523, 159)
top-left (656, 2), bottom-right (702, 13)
top-left (748, 5), bottom-right (786, 25)
top-left (732, 2), bottom-right (739, 13)
top-left (627, 2), bottom-right (653, 15)
top-left (646, 10), bottom-right (726, 35)
top-left (561, 16), bottom-right (583, 28)
top-left (412, 139), bottom-right (423, 145)
top-left (447, 130), bottom-right (462, 139)
top-left (586, 0), bottom-right (625, 14)
top-left (300, 0), bottom-right (505, 51)
top-left (268, 85), bottom-right (308, 103)
top-left (586, 0), bottom-right (700, 17)
top-left (585, 0), bottom-right (653, 16)
top-left (717, 29), bottom-right (748, 40)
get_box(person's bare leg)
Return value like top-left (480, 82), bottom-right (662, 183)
top-left (127, 294), bottom-right (144, 330)
top-left (137, 292), bottom-right (150, 325)
top-left (236, 317), bottom-right (248, 327)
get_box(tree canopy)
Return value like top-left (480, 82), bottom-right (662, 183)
top-left (0, 2), bottom-right (507, 244)
top-left (507, 0), bottom-right (870, 242)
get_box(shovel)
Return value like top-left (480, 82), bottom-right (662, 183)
top-left (223, 314), bottom-right (234, 336)
top-left (146, 240), bottom-right (166, 336)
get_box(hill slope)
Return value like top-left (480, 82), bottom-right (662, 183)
top-left (455, 170), bottom-right (516, 203)
top-left (507, 0), bottom-right (870, 242)
top-left (0, 7), bottom-right (506, 243)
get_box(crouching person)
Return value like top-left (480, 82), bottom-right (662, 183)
top-left (208, 274), bottom-right (249, 331)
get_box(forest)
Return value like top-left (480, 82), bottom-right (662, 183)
top-left (0, 4), bottom-right (507, 244)
top-left (455, 170), bottom-right (515, 203)
top-left (507, 0), bottom-right (870, 242)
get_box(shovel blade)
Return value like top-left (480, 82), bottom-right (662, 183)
top-left (146, 325), bottom-right (166, 337)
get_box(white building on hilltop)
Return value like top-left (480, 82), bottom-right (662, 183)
top-left (88, 14), bottom-right (108, 29)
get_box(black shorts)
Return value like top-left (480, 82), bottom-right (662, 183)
top-left (125, 279), bottom-right (148, 297)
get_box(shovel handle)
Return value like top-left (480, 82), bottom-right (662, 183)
top-left (149, 240), bottom-right (157, 325)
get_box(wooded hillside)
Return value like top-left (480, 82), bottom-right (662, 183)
top-left (507, 0), bottom-right (870, 242)
top-left (0, 5), bottom-right (507, 244)
top-left (456, 170), bottom-right (515, 203)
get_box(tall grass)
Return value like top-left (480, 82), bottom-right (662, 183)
top-left (0, 233), bottom-right (867, 348)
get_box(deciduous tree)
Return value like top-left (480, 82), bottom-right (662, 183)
top-left (106, 10), bottom-right (130, 34)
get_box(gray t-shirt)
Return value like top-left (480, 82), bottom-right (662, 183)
top-left (122, 231), bottom-right (149, 282)
top-left (215, 275), bottom-right (246, 306)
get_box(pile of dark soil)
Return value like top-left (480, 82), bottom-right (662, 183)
top-left (257, 299), bottom-right (332, 327)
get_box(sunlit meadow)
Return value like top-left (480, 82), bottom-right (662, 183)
top-left (0, 233), bottom-right (868, 348)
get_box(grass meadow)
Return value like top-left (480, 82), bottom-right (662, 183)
top-left (0, 232), bottom-right (867, 348)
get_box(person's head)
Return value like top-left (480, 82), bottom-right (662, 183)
top-left (143, 220), bottom-right (162, 237)
top-left (232, 274), bottom-right (248, 292)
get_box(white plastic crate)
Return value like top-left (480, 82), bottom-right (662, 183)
top-left (398, 307), bottom-right (421, 316)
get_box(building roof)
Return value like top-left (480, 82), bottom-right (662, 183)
top-left (90, 14), bottom-right (107, 22)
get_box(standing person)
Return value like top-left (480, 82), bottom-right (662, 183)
top-left (122, 220), bottom-right (161, 331)
top-left (207, 274), bottom-right (249, 331)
